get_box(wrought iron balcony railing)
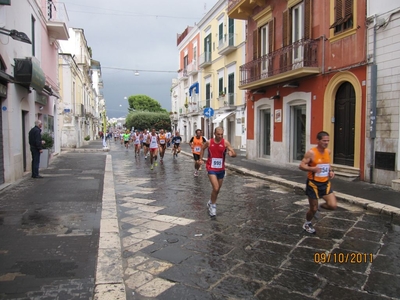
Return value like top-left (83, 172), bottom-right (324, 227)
top-left (239, 38), bottom-right (319, 86)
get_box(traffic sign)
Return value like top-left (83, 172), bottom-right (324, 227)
top-left (203, 107), bottom-right (214, 118)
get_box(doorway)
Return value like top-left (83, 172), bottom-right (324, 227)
top-left (334, 82), bottom-right (355, 166)
top-left (260, 108), bottom-right (271, 157)
top-left (291, 104), bottom-right (306, 161)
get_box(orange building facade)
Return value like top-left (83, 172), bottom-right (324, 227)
top-left (229, 0), bottom-right (367, 180)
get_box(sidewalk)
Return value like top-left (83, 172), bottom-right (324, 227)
top-left (178, 143), bottom-right (400, 217)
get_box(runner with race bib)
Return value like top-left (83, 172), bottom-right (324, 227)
top-left (198, 127), bottom-right (236, 217)
top-left (189, 129), bottom-right (207, 177)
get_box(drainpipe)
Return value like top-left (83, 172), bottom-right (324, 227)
top-left (369, 16), bottom-right (378, 183)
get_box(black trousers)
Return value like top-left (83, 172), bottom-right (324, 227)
top-left (30, 148), bottom-right (41, 177)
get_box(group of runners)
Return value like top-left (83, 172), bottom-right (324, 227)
top-left (112, 126), bottom-right (338, 234)
top-left (114, 128), bottom-right (183, 170)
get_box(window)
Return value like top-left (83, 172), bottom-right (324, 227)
top-left (204, 34), bottom-right (212, 62)
top-left (260, 24), bottom-right (269, 72)
top-left (218, 77), bottom-right (224, 95)
top-left (183, 55), bottom-right (188, 73)
top-left (228, 18), bottom-right (234, 46)
top-left (31, 15), bottom-right (35, 56)
top-left (292, 2), bottom-right (304, 63)
top-left (219, 23), bottom-right (223, 45)
top-left (330, 0), bottom-right (353, 34)
top-left (228, 73), bottom-right (234, 105)
top-left (206, 83), bottom-right (211, 107)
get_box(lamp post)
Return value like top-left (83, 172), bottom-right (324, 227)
top-left (0, 27), bottom-right (31, 44)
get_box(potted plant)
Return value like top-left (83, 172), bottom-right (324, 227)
top-left (39, 132), bottom-right (54, 169)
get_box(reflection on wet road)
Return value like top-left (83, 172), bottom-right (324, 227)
top-left (110, 142), bottom-right (400, 300)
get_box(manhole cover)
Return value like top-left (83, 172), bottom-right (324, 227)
top-left (167, 238), bottom-right (179, 243)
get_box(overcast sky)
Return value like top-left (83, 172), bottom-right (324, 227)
top-left (61, 0), bottom-right (219, 118)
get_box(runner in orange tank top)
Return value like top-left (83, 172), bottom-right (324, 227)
top-left (299, 131), bottom-right (337, 234)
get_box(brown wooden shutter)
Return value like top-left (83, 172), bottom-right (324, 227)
top-left (253, 29), bottom-right (258, 60)
top-left (304, 0), bottom-right (312, 39)
top-left (268, 18), bottom-right (274, 53)
top-left (268, 18), bottom-right (274, 76)
top-left (282, 10), bottom-right (289, 47)
top-left (336, 0), bottom-right (343, 21)
top-left (344, 0), bottom-right (352, 17)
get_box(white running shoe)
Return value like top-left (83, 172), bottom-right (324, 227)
top-left (303, 222), bottom-right (316, 234)
top-left (194, 170), bottom-right (198, 177)
top-left (207, 201), bottom-right (216, 217)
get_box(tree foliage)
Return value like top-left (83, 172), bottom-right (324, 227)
top-left (127, 95), bottom-right (167, 113)
top-left (125, 111), bottom-right (171, 132)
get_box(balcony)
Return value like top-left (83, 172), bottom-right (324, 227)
top-left (239, 38), bottom-right (320, 90)
top-left (187, 60), bottom-right (198, 75)
top-left (199, 52), bottom-right (212, 68)
top-left (188, 94), bottom-right (201, 114)
top-left (228, 0), bottom-right (266, 20)
top-left (178, 69), bottom-right (188, 81)
top-left (46, 1), bottom-right (69, 40)
top-left (218, 33), bottom-right (237, 56)
top-left (218, 93), bottom-right (236, 107)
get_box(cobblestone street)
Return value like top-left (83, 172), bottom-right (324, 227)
top-left (109, 142), bottom-right (400, 300)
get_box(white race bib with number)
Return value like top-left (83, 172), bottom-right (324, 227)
top-left (194, 146), bottom-right (201, 152)
top-left (211, 158), bottom-right (223, 169)
top-left (160, 140), bottom-right (165, 144)
top-left (315, 164), bottom-right (330, 177)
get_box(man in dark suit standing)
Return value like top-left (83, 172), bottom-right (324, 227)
top-left (29, 120), bottom-right (43, 178)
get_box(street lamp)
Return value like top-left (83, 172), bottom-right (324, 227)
top-left (0, 27), bottom-right (31, 44)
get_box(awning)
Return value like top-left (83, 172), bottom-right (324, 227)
top-left (189, 82), bottom-right (199, 96)
top-left (212, 112), bottom-right (235, 124)
top-left (14, 57), bottom-right (46, 92)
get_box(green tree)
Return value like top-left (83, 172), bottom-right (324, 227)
top-left (127, 95), bottom-right (167, 113)
top-left (125, 112), bottom-right (171, 132)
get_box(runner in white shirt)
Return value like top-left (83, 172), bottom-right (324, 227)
top-left (133, 131), bottom-right (141, 157)
top-left (146, 128), bottom-right (159, 170)
top-left (142, 129), bottom-right (150, 159)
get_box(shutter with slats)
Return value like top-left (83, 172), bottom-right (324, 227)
top-left (268, 18), bottom-right (274, 76)
top-left (304, 0), bottom-right (312, 39)
top-left (279, 9), bottom-right (290, 72)
top-left (336, 0), bottom-right (343, 21)
top-left (252, 29), bottom-right (260, 81)
top-left (304, 0), bottom-right (312, 66)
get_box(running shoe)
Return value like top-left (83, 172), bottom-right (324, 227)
top-left (150, 164), bottom-right (154, 170)
top-left (176, 153), bottom-right (178, 158)
top-left (194, 170), bottom-right (198, 177)
top-left (154, 162), bottom-right (158, 167)
top-left (199, 166), bottom-right (202, 171)
top-left (207, 201), bottom-right (216, 217)
top-left (303, 222), bottom-right (316, 234)
top-left (144, 155), bottom-right (147, 160)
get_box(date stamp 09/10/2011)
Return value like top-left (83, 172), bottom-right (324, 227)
top-left (314, 252), bottom-right (374, 264)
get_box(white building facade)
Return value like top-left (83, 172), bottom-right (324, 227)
top-left (366, 1), bottom-right (400, 189)
top-left (0, 0), bottom-right (68, 184)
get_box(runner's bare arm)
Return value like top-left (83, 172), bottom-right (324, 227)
top-left (225, 141), bottom-right (236, 157)
top-left (198, 141), bottom-right (210, 164)
top-left (299, 150), bottom-right (319, 172)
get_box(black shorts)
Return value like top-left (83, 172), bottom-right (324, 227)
top-left (193, 154), bottom-right (200, 161)
top-left (305, 179), bottom-right (333, 199)
top-left (124, 140), bottom-right (129, 144)
top-left (143, 143), bottom-right (149, 147)
top-left (174, 143), bottom-right (180, 148)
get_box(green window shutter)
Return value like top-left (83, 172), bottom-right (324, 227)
top-left (0, 0), bottom-right (11, 5)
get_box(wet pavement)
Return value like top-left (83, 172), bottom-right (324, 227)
top-left (0, 140), bottom-right (400, 299)
top-left (0, 152), bottom-right (105, 299)
top-left (109, 142), bottom-right (400, 299)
